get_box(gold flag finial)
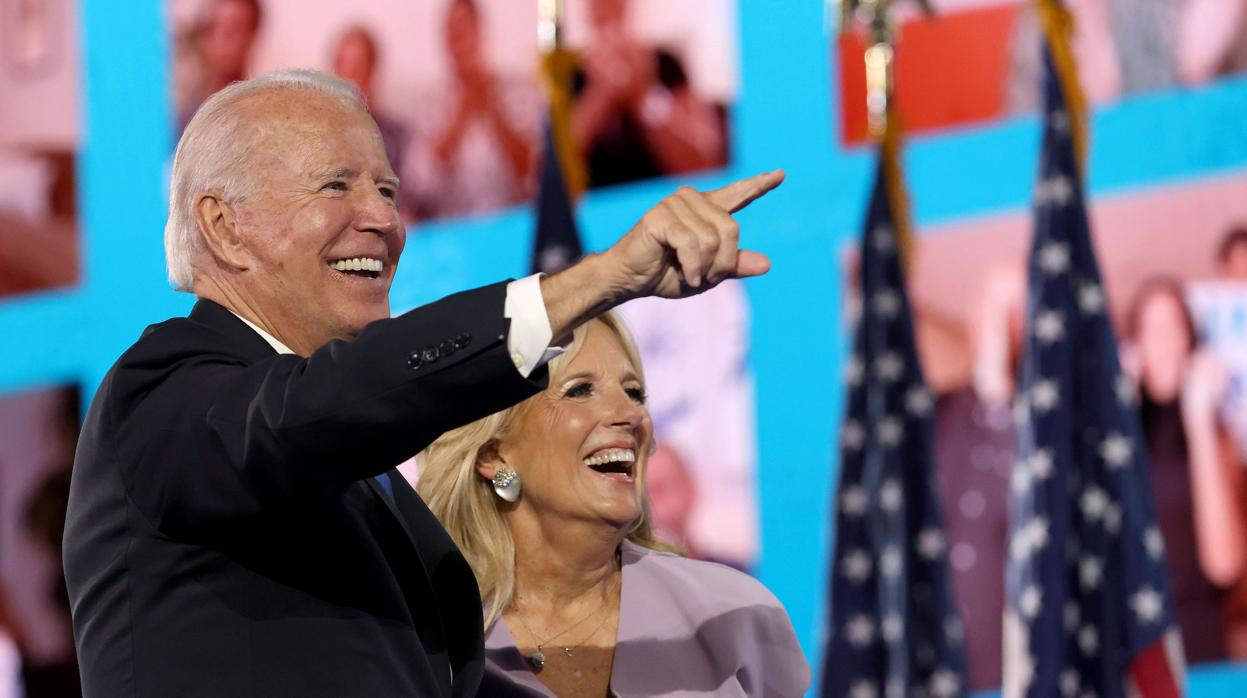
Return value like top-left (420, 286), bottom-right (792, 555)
top-left (837, 0), bottom-right (933, 138)
top-left (538, 0), bottom-right (562, 52)
top-left (537, 0), bottom-right (587, 196)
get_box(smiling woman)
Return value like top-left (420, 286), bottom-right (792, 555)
top-left (417, 312), bottom-right (809, 697)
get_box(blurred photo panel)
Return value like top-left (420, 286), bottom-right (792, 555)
top-left (0, 0), bottom-right (82, 299)
top-left (168, 0), bottom-right (738, 222)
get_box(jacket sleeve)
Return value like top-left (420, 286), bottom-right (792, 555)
top-left (113, 281), bottom-right (544, 538)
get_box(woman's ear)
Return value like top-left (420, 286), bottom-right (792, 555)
top-left (476, 440), bottom-right (505, 482)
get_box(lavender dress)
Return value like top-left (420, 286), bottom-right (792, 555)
top-left (481, 540), bottom-right (810, 697)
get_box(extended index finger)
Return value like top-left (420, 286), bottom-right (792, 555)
top-left (704, 169), bottom-right (786, 214)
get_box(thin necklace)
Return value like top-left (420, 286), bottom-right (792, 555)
top-left (512, 580), bottom-right (617, 670)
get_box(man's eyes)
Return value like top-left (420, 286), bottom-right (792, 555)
top-left (322, 181), bottom-right (397, 200)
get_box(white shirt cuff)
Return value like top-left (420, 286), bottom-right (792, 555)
top-left (504, 274), bottom-right (566, 378)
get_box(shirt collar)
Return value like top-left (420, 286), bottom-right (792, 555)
top-left (228, 310), bottom-right (296, 355)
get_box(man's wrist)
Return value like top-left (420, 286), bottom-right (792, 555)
top-left (540, 252), bottom-right (631, 340)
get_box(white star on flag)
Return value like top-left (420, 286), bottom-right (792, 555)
top-left (1060, 669), bottom-right (1080, 697)
top-left (846, 615), bottom-right (876, 648)
top-left (1010, 517), bottom-right (1050, 561)
top-left (878, 479), bottom-right (903, 512)
top-left (1011, 461), bottom-right (1034, 496)
top-left (1115, 374), bottom-right (1136, 406)
top-left (841, 485), bottom-right (869, 517)
top-left (874, 352), bottom-right (905, 382)
top-left (916, 528), bottom-right (946, 560)
top-left (1038, 242), bottom-right (1070, 274)
top-left (1079, 556), bottom-right (1103, 590)
top-left (1100, 433), bottom-right (1133, 469)
top-left (849, 680), bottom-right (878, 698)
top-left (871, 289), bottom-right (901, 318)
top-left (1029, 449), bottom-right (1054, 480)
top-left (871, 225), bottom-right (896, 253)
top-left (905, 386), bottom-right (933, 416)
top-left (1019, 585), bottom-right (1043, 619)
top-left (1078, 625), bottom-right (1099, 656)
top-left (881, 613), bottom-right (904, 643)
top-left (1031, 379), bottom-right (1060, 413)
top-left (1078, 282), bottom-right (1105, 315)
top-left (1034, 309), bottom-right (1065, 344)
top-left (1035, 175), bottom-right (1074, 207)
top-left (842, 420), bottom-right (866, 451)
top-left (929, 669), bottom-right (961, 698)
top-left (538, 244), bottom-right (572, 272)
top-left (1144, 527), bottom-right (1166, 559)
top-left (1050, 109), bottom-right (1071, 133)
top-left (1131, 586), bottom-right (1164, 625)
top-left (1080, 487), bottom-right (1109, 520)
top-left (841, 549), bottom-right (873, 582)
top-left (880, 546), bottom-right (902, 578)
top-left (845, 356), bottom-right (864, 386)
top-left (877, 417), bottom-right (904, 447)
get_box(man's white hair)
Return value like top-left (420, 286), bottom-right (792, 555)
top-left (164, 69), bottom-right (367, 291)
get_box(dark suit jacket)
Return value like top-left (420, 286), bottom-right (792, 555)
top-left (64, 282), bottom-right (545, 697)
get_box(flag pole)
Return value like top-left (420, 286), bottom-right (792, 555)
top-left (837, 0), bottom-right (931, 272)
top-left (537, 0), bottom-right (585, 197)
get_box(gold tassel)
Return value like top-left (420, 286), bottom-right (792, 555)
top-left (540, 47), bottom-right (587, 198)
top-left (1034, 0), bottom-right (1089, 173)
top-left (880, 105), bottom-right (914, 274)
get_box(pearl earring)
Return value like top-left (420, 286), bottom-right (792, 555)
top-left (492, 465), bottom-right (521, 502)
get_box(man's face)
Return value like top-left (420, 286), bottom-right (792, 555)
top-left (333, 34), bottom-right (375, 93)
top-left (201, 0), bottom-right (258, 79)
top-left (230, 91), bottom-right (405, 349)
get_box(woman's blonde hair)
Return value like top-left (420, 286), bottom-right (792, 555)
top-left (417, 312), bottom-right (678, 627)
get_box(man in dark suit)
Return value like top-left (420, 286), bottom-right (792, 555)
top-left (63, 69), bottom-right (781, 697)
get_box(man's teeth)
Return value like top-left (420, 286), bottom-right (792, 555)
top-left (330, 257), bottom-right (384, 273)
top-left (583, 449), bottom-right (636, 467)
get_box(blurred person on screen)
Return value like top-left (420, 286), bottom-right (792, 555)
top-left (1175, 0), bottom-right (1247, 85)
top-left (176, 0), bottom-right (262, 134)
top-left (1121, 277), bottom-right (1247, 663)
top-left (417, 314), bottom-right (808, 697)
top-left (1216, 225), bottom-right (1247, 281)
top-left (931, 263), bottom-right (1024, 691)
top-left (406, 0), bottom-right (537, 220)
top-left (572, 0), bottom-right (726, 188)
top-left (61, 67), bottom-right (785, 696)
top-left (643, 442), bottom-right (700, 558)
top-left (330, 25), bottom-right (413, 220)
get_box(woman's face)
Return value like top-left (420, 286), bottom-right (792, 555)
top-left (1137, 290), bottom-right (1192, 402)
top-left (496, 321), bottom-right (652, 530)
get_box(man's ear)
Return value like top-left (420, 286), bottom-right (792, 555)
top-left (194, 192), bottom-right (250, 270)
top-left (476, 441), bottom-right (506, 482)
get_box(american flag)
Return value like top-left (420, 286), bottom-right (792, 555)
top-left (530, 43), bottom-right (584, 275)
top-left (530, 121), bottom-right (583, 274)
top-left (1001, 42), bottom-right (1185, 698)
top-left (822, 142), bottom-right (967, 698)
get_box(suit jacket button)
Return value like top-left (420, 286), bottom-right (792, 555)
top-left (422, 346), bottom-right (440, 363)
top-left (439, 340), bottom-right (456, 356)
top-left (454, 333), bottom-right (472, 349)
top-left (407, 352), bottom-right (424, 370)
